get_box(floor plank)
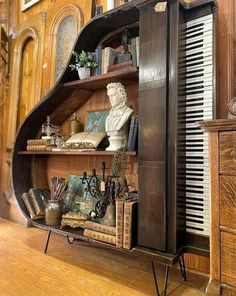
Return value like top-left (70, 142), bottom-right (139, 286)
top-left (0, 218), bottom-right (208, 296)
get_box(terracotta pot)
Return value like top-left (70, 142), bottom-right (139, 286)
top-left (45, 200), bottom-right (64, 226)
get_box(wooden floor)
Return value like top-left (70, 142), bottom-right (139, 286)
top-left (0, 218), bottom-right (208, 296)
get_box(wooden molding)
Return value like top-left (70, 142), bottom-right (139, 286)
top-left (6, 26), bottom-right (39, 149)
top-left (209, 132), bottom-right (220, 282)
top-left (47, 4), bottom-right (84, 91)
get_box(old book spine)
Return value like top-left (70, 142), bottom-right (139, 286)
top-left (84, 221), bottom-right (116, 236)
top-left (29, 188), bottom-right (50, 216)
top-left (21, 193), bottom-right (44, 220)
top-left (127, 115), bottom-right (136, 151)
top-left (27, 139), bottom-right (48, 145)
top-left (130, 37), bottom-right (137, 67)
top-left (123, 201), bottom-right (138, 249)
top-left (26, 145), bottom-right (48, 151)
top-left (95, 45), bottom-right (102, 75)
top-left (116, 200), bottom-right (124, 248)
top-left (83, 229), bottom-right (116, 245)
top-left (131, 116), bottom-right (138, 151)
top-left (136, 36), bottom-right (140, 67)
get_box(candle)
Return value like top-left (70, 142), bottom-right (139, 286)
top-left (100, 181), bottom-right (105, 192)
top-left (83, 171), bottom-right (87, 179)
top-left (92, 169), bottom-right (96, 176)
top-left (107, 0), bottom-right (115, 11)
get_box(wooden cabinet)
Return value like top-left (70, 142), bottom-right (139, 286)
top-left (199, 119), bottom-right (236, 295)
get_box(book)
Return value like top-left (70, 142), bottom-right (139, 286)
top-left (83, 229), bottom-right (116, 245)
top-left (127, 115), bottom-right (136, 151)
top-left (130, 37), bottom-right (137, 67)
top-left (116, 200), bottom-right (124, 248)
top-left (84, 220), bottom-right (116, 236)
top-left (27, 139), bottom-right (50, 145)
top-left (95, 45), bottom-right (102, 75)
top-left (107, 60), bottom-right (133, 73)
top-left (21, 193), bottom-right (44, 220)
top-left (136, 36), bottom-right (140, 67)
top-left (62, 132), bottom-right (106, 150)
top-left (131, 116), bottom-right (138, 151)
top-left (26, 145), bottom-right (53, 151)
top-left (29, 188), bottom-right (50, 216)
top-left (102, 47), bottom-right (118, 74)
top-left (123, 200), bottom-right (138, 249)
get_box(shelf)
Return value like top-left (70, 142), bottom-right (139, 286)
top-left (32, 220), bottom-right (182, 266)
top-left (63, 67), bottom-right (139, 91)
top-left (18, 150), bottom-right (137, 156)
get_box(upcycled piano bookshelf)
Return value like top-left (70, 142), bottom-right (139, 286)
top-left (12, 1), bottom-right (217, 295)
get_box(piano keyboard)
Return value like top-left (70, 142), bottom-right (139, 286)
top-left (177, 13), bottom-right (214, 236)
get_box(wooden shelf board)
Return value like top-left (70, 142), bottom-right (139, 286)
top-left (18, 150), bottom-right (137, 156)
top-left (63, 67), bottom-right (139, 90)
top-left (32, 219), bottom-right (182, 265)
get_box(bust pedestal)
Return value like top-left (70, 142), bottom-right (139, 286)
top-left (106, 130), bottom-right (126, 151)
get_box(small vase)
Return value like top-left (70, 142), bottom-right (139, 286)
top-left (78, 68), bottom-right (90, 80)
top-left (45, 200), bottom-right (64, 226)
top-left (99, 202), bottom-right (116, 227)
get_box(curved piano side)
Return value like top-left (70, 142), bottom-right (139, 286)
top-left (11, 2), bottom-right (140, 222)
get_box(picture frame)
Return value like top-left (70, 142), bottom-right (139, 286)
top-left (21, 0), bottom-right (41, 12)
top-left (85, 110), bottom-right (109, 132)
top-left (64, 175), bottom-right (94, 213)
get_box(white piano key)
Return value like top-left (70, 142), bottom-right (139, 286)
top-left (187, 14), bottom-right (213, 26)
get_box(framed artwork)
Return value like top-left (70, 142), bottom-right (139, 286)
top-left (85, 110), bottom-right (109, 132)
top-left (64, 175), bottom-right (95, 214)
top-left (21, 0), bottom-right (41, 11)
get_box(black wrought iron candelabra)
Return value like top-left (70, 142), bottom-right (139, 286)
top-left (80, 161), bottom-right (129, 218)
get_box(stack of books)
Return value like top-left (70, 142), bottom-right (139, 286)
top-left (26, 139), bottom-right (54, 151)
top-left (95, 46), bottom-right (119, 75)
top-left (83, 198), bottom-right (138, 249)
top-left (21, 188), bottom-right (50, 220)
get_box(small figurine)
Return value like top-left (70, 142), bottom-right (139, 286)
top-left (118, 30), bottom-right (132, 63)
top-left (70, 113), bottom-right (80, 136)
top-left (41, 116), bottom-right (53, 139)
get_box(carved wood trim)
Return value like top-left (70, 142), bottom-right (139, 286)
top-left (47, 4), bottom-right (84, 90)
top-left (6, 26), bottom-right (39, 148)
top-left (206, 131), bottom-right (221, 295)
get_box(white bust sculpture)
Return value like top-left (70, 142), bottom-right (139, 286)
top-left (105, 82), bottom-right (133, 151)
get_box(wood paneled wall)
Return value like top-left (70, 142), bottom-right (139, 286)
top-left (0, 0), bottom-right (235, 276)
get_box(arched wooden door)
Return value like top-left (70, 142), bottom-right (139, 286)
top-left (17, 37), bottom-right (35, 127)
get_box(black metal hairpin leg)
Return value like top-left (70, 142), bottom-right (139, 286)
top-left (44, 230), bottom-right (51, 254)
top-left (178, 254), bottom-right (187, 281)
top-left (151, 261), bottom-right (170, 296)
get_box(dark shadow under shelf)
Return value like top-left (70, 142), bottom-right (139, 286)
top-left (18, 151), bottom-right (137, 156)
top-left (63, 67), bottom-right (139, 91)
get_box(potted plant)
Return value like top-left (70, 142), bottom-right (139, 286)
top-left (69, 50), bottom-right (97, 80)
